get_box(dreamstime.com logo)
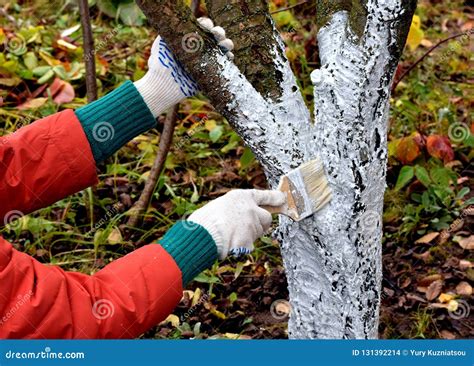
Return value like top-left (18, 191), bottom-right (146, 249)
top-left (92, 299), bottom-right (115, 320)
top-left (92, 122), bottom-right (115, 142)
top-left (448, 299), bottom-right (470, 320)
top-left (359, 210), bottom-right (381, 234)
top-left (0, 290), bottom-right (33, 326)
top-left (4, 34), bottom-right (27, 55)
top-left (4, 347), bottom-right (85, 360)
top-left (270, 299), bottom-right (291, 321)
top-left (448, 122), bottom-right (471, 143)
top-left (182, 32), bottom-right (204, 53)
top-left (3, 210), bottom-right (25, 231)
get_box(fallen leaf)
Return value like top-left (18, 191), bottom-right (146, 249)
top-left (209, 307), bottom-right (226, 320)
top-left (396, 134), bottom-right (422, 164)
top-left (107, 227), bottom-right (122, 244)
top-left (223, 333), bottom-right (252, 340)
top-left (459, 260), bottom-right (474, 270)
top-left (159, 314), bottom-right (180, 327)
top-left (438, 293), bottom-right (455, 303)
top-left (426, 135), bottom-right (455, 163)
top-left (447, 299), bottom-right (459, 312)
top-left (0, 77), bottom-right (21, 87)
top-left (407, 293), bottom-right (427, 303)
top-left (418, 274), bottom-right (442, 287)
top-left (415, 232), bottom-right (439, 244)
top-left (440, 330), bottom-right (456, 340)
top-left (17, 97), bottom-right (48, 110)
top-left (60, 24), bottom-right (81, 38)
top-left (420, 39), bottom-right (433, 48)
top-left (455, 281), bottom-right (472, 296)
top-left (413, 250), bottom-right (432, 262)
top-left (461, 21), bottom-right (473, 32)
top-left (454, 235), bottom-right (474, 250)
top-left (426, 280), bottom-right (443, 301)
top-left (56, 38), bottom-right (77, 51)
top-left (47, 77), bottom-right (75, 105)
top-left (406, 15), bottom-right (425, 51)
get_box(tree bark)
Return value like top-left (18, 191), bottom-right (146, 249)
top-left (136, 0), bottom-right (416, 338)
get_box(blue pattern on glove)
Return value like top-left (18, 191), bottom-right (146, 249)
top-left (229, 247), bottom-right (251, 258)
top-left (158, 39), bottom-right (198, 97)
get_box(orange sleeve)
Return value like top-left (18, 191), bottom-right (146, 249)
top-left (0, 110), bottom-right (98, 220)
top-left (0, 237), bottom-right (183, 338)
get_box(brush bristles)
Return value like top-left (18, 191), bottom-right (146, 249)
top-left (299, 159), bottom-right (332, 210)
top-left (286, 158), bottom-right (332, 219)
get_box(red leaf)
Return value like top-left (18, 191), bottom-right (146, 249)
top-left (47, 77), bottom-right (75, 105)
top-left (426, 135), bottom-right (454, 163)
top-left (396, 132), bottom-right (424, 164)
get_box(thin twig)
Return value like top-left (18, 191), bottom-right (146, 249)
top-left (78, 0), bottom-right (98, 102)
top-left (270, 0), bottom-right (308, 14)
top-left (190, 0), bottom-right (200, 16)
top-left (0, 7), bottom-right (19, 27)
top-left (392, 32), bottom-right (470, 92)
top-left (126, 105), bottom-right (179, 228)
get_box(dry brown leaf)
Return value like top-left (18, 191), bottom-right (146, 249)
top-left (459, 260), bottom-right (474, 270)
top-left (107, 227), bottom-right (122, 244)
top-left (455, 281), bottom-right (473, 296)
top-left (413, 251), bottom-right (432, 262)
top-left (417, 286), bottom-right (428, 293)
top-left (440, 330), bottom-right (456, 340)
top-left (426, 280), bottom-right (443, 301)
top-left (407, 293), bottom-right (426, 303)
top-left (418, 274), bottom-right (442, 287)
top-left (17, 97), bottom-right (48, 110)
top-left (420, 39), bottom-right (433, 48)
top-left (415, 232), bottom-right (439, 244)
top-left (455, 235), bottom-right (474, 250)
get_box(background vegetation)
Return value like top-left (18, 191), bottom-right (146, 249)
top-left (0, 0), bottom-right (472, 339)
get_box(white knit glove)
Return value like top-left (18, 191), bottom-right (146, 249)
top-left (134, 17), bottom-right (234, 118)
top-left (188, 189), bottom-right (286, 260)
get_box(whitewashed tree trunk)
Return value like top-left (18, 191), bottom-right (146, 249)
top-left (137, 0), bottom-right (416, 339)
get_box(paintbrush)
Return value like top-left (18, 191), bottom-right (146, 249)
top-left (261, 158), bottom-right (332, 221)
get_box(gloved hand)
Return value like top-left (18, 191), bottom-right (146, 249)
top-left (188, 189), bottom-right (286, 260)
top-left (134, 17), bottom-right (234, 118)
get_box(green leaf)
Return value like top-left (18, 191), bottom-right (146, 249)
top-left (415, 165), bottom-right (431, 187)
top-left (118, 2), bottom-right (145, 26)
top-left (193, 272), bottom-right (220, 284)
top-left (209, 125), bottom-right (223, 143)
top-left (229, 292), bottom-right (238, 304)
top-left (239, 147), bottom-right (255, 170)
top-left (395, 166), bottom-right (414, 191)
top-left (32, 65), bottom-right (51, 77)
top-left (455, 187), bottom-right (469, 200)
top-left (23, 52), bottom-right (38, 70)
top-left (462, 197), bottom-right (474, 207)
top-left (37, 69), bottom-right (55, 84)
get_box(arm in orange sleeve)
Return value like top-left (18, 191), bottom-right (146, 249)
top-left (0, 109), bottom-right (217, 338)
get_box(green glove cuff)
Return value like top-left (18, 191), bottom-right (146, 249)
top-left (75, 81), bottom-right (157, 163)
top-left (159, 221), bottom-right (218, 286)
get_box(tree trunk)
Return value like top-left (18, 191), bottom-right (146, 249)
top-left (136, 0), bottom-right (416, 338)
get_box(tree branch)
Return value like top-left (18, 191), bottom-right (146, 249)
top-left (135, 0), bottom-right (312, 179)
top-left (126, 105), bottom-right (179, 228)
top-left (78, 0), bottom-right (98, 102)
top-left (392, 32), bottom-right (469, 92)
top-left (205, 0), bottom-right (284, 99)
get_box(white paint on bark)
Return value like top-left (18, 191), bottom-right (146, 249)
top-left (213, 0), bottom-right (408, 339)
